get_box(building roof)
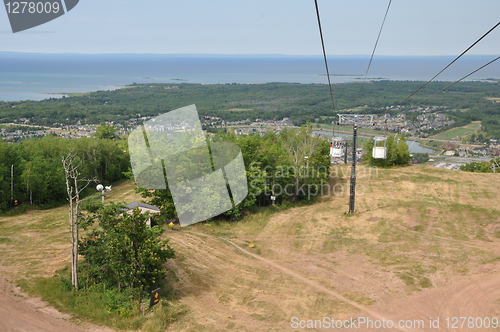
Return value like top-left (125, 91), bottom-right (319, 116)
top-left (441, 142), bottom-right (456, 150)
top-left (126, 202), bottom-right (160, 212)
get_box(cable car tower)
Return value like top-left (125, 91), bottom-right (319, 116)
top-left (313, 0), bottom-right (394, 213)
top-left (338, 114), bottom-right (374, 213)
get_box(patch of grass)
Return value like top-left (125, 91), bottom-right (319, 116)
top-left (419, 277), bottom-right (432, 288)
top-left (398, 273), bottom-right (415, 286)
top-left (433, 127), bottom-right (474, 140)
top-left (322, 227), bottom-right (370, 253)
top-left (344, 292), bottom-right (376, 305)
top-left (18, 274), bottom-right (185, 332)
top-left (0, 237), bottom-right (12, 244)
top-left (198, 203), bottom-right (309, 238)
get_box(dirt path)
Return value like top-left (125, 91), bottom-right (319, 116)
top-left (219, 234), bottom-right (410, 331)
top-left (166, 230), bottom-right (410, 331)
top-left (0, 276), bottom-right (115, 332)
top-left (174, 229), bottom-right (500, 331)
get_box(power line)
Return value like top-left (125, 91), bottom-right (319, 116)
top-left (416, 55), bottom-right (500, 105)
top-left (357, 0), bottom-right (392, 100)
top-left (314, 0), bottom-right (335, 111)
top-left (404, 21), bottom-right (500, 101)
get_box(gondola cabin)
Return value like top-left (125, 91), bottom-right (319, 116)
top-left (372, 136), bottom-right (387, 159)
top-left (330, 137), bottom-right (345, 158)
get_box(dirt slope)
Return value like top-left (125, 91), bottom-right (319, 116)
top-left (165, 165), bottom-right (500, 331)
top-left (0, 277), bottom-right (115, 332)
top-left (1, 165), bottom-right (500, 331)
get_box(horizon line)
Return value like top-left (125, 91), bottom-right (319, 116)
top-left (0, 51), bottom-right (498, 58)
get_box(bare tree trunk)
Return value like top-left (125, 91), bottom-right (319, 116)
top-left (63, 161), bottom-right (77, 289)
top-left (62, 152), bottom-right (97, 290)
top-left (72, 176), bottom-right (79, 288)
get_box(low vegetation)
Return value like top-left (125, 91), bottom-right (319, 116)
top-left (460, 157), bottom-right (500, 173)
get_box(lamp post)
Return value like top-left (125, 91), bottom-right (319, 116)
top-left (96, 184), bottom-right (104, 204)
top-left (96, 185), bottom-right (112, 203)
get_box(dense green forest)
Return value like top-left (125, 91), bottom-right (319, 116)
top-left (1, 123), bottom-right (331, 215)
top-left (138, 124), bottom-right (331, 222)
top-left (0, 135), bottom-right (129, 211)
top-left (1, 80), bottom-right (499, 136)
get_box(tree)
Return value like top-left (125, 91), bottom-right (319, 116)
top-left (412, 153), bottom-right (430, 164)
top-left (79, 203), bottom-right (175, 291)
top-left (21, 160), bottom-right (36, 205)
top-left (94, 123), bottom-right (118, 140)
top-left (477, 133), bottom-right (485, 143)
top-left (459, 161), bottom-right (492, 173)
top-left (279, 122), bottom-right (327, 199)
top-left (62, 152), bottom-right (97, 289)
top-left (363, 135), bottom-right (410, 167)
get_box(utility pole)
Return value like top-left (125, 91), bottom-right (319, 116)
top-left (349, 125), bottom-right (357, 213)
top-left (344, 141), bottom-right (348, 165)
top-left (10, 165), bottom-right (14, 204)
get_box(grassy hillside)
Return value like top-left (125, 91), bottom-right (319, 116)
top-left (430, 121), bottom-right (481, 140)
top-left (2, 165), bottom-right (500, 331)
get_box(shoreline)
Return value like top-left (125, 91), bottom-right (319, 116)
top-left (2, 77), bottom-right (499, 102)
top-left (1, 85), bottom-right (131, 102)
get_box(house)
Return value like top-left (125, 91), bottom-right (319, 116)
top-left (442, 142), bottom-right (456, 150)
top-left (125, 202), bottom-right (161, 227)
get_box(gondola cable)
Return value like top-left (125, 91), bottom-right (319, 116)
top-left (314, 0), bottom-right (336, 112)
top-left (404, 21), bottom-right (500, 101)
top-left (357, 0), bottom-right (393, 101)
top-left (357, 0), bottom-right (392, 161)
top-left (415, 55), bottom-right (500, 105)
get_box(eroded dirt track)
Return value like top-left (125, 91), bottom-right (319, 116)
top-left (0, 277), bottom-right (114, 332)
top-left (166, 229), bottom-right (500, 331)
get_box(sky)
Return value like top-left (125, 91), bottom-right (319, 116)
top-left (0, 0), bottom-right (499, 56)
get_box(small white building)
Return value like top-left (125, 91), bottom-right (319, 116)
top-left (125, 202), bottom-right (160, 227)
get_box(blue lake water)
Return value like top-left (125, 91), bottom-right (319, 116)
top-left (1, 53), bottom-right (499, 101)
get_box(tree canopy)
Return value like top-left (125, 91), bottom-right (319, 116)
top-left (1, 81), bottom-right (500, 137)
top-left (137, 124), bottom-right (331, 222)
top-left (79, 203), bottom-right (175, 291)
top-left (0, 135), bottom-right (129, 211)
top-left (363, 134), bottom-right (410, 167)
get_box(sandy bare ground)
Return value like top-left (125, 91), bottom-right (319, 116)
top-left (0, 276), bottom-right (115, 332)
top-left (163, 165), bottom-right (500, 331)
top-left (164, 228), bottom-right (500, 331)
